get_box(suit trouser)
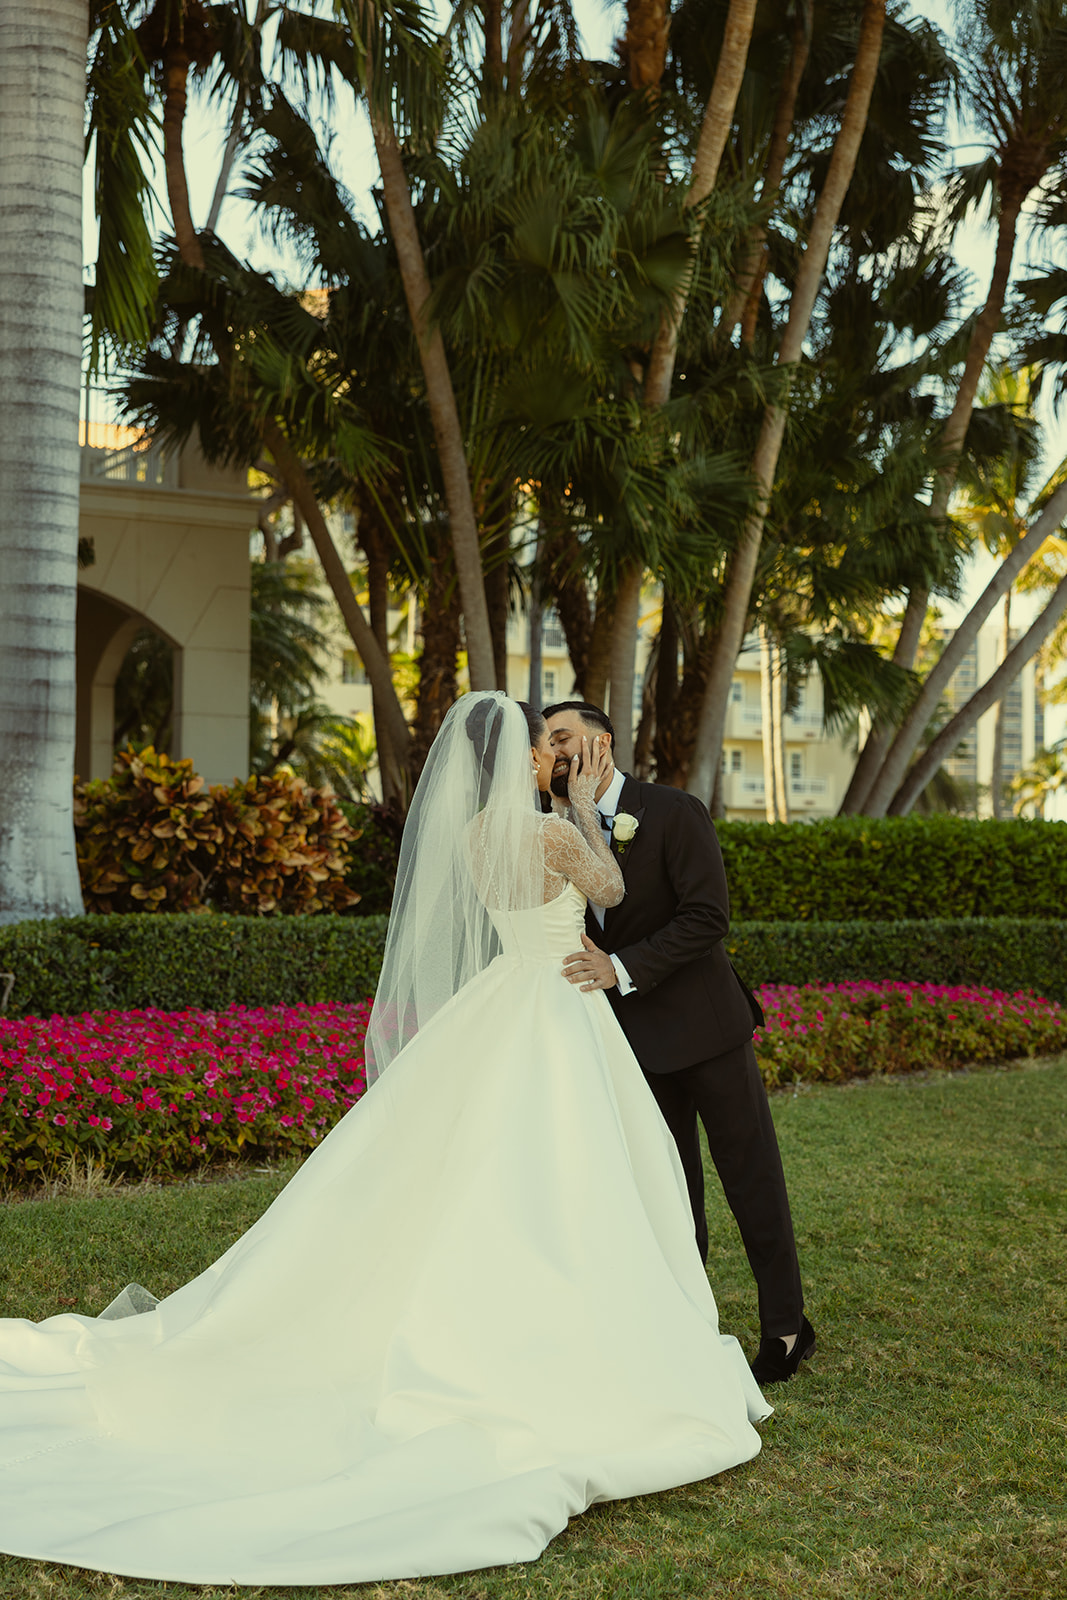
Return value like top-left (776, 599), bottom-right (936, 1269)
top-left (642, 1039), bottom-right (804, 1339)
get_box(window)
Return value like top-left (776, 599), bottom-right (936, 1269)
top-left (542, 668), bottom-right (557, 700)
top-left (541, 608), bottom-right (565, 649)
top-left (790, 752), bottom-right (803, 781)
top-left (731, 749), bottom-right (742, 772)
top-left (730, 681), bottom-right (743, 703)
top-left (341, 652), bottom-right (367, 686)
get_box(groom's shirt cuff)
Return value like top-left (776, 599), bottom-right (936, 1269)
top-left (610, 954), bottom-right (635, 996)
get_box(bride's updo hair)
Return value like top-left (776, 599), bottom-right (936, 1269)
top-left (464, 696), bottom-right (545, 804)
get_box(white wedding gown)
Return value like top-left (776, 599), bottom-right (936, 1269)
top-left (0, 884), bottom-right (769, 1586)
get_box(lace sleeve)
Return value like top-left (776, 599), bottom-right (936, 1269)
top-left (542, 813), bottom-right (625, 908)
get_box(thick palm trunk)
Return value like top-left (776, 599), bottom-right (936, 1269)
top-left (368, 108), bottom-right (496, 691)
top-left (585, 588), bottom-right (614, 710)
top-left (863, 477), bottom-right (1067, 818)
top-left (721, 0), bottom-right (813, 347)
top-left (0, 0), bottom-right (87, 921)
top-left (607, 563), bottom-right (643, 769)
top-left (686, 0), bottom-right (887, 803)
top-left (261, 420), bottom-right (411, 796)
top-left (162, 43), bottom-right (204, 269)
top-left (890, 569), bottom-right (1067, 815)
top-left (860, 169), bottom-right (1041, 817)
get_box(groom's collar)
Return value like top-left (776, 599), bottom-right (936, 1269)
top-left (597, 767), bottom-right (627, 819)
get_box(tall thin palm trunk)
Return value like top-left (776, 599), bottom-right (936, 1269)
top-left (891, 568), bottom-right (1067, 815)
top-left (720, 0), bottom-right (813, 347)
top-left (759, 624), bottom-right (777, 821)
top-left (771, 643), bottom-right (790, 822)
top-left (687, 0), bottom-right (888, 803)
top-left (367, 103), bottom-right (496, 692)
top-left (859, 156), bottom-right (1045, 817)
top-left (0, 0), bottom-right (88, 921)
top-left (990, 590), bottom-right (1012, 817)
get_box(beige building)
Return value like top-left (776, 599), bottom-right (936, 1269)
top-left (77, 418), bottom-right (256, 785)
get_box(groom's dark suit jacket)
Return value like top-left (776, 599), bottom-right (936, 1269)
top-left (590, 773), bottom-right (763, 1075)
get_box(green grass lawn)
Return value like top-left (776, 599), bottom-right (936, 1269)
top-left (2, 1059), bottom-right (1065, 1600)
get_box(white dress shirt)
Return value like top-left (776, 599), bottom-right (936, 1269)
top-left (587, 769), bottom-right (635, 997)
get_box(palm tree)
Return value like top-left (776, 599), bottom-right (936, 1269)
top-left (954, 366), bottom-right (1048, 814)
top-left (0, 0), bottom-right (88, 921)
top-left (686, 0), bottom-right (888, 803)
top-left (1010, 738), bottom-right (1067, 816)
top-left (856, 0), bottom-right (1067, 816)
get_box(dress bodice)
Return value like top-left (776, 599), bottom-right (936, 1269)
top-left (487, 881), bottom-right (588, 964)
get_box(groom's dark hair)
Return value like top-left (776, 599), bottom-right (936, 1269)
top-left (542, 700), bottom-right (615, 753)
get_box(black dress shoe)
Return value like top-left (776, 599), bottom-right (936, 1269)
top-left (750, 1315), bottom-right (816, 1385)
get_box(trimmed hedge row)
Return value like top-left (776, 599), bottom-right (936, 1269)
top-left (2, 912), bottom-right (1065, 1017)
top-left (0, 914), bottom-right (389, 1019)
top-left (716, 815), bottom-right (1067, 921)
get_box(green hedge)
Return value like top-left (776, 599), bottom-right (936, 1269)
top-left (0, 914), bottom-right (389, 1018)
top-left (726, 918), bottom-right (1067, 1004)
top-left (1, 912), bottom-right (1064, 1017)
top-left (716, 815), bottom-right (1067, 921)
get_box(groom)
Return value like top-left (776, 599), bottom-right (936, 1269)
top-left (543, 699), bottom-right (815, 1385)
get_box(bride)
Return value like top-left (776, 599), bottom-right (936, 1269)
top-left (0, 692), bottom-right (769, 1587)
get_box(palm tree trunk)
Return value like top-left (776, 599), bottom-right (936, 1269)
top-left (261, 419), bottom-right (411, 795)
top-left (838, 587), bottom-right (927, 813)
top-left (860, 168), bottom-right (1041, 817)
top-left (771, 642), bottom-right (790, 822)
top-left (585, 586), bottom-right (614, 710)
top-left (359, 508), bottom-right (403, 807)
top-left (890, 569), bottom-right (1067, 815)
top-left (864, 477), bottom-right (1067, 817)
top-left (527, 522), bottom-right (545, 703)
top-left (162, 41), bottom-right (205, 271)
top-left (686, 0), bottom-right (887, 803)
top-left (759, 624), bottom-right (776, 821)
top-left (643, 0), bottom-right (759, 408)
top-left (607, 562), bottom-right (644, 769)
top-left (0, 0), bottom-right (87, 921)
top-left (720, 0), bottom-right (813, 347)
top-left (368, 106), bottom-right (496, 691)
top-left (484, 556), bottom-right (510, 690)
top-left (990, 589), bottom-right (1011, 818)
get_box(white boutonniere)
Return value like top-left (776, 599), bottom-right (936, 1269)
top-left (611, 812), bottom-right (639, 853)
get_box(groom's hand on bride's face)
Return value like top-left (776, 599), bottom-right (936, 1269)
top-left (562, 932), bottom-right (617, 992)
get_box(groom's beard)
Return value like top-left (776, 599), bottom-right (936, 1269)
top-left (550, 756), bottom-right (578, 799)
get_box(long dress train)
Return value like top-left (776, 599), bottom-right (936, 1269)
top-left (0, 884), bottom-right (769, 1586)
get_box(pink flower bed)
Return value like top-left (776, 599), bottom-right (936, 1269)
top-left (0, 983), bottom-right (1062, 1182)
top-left (0, 1003), bottom-right (369, 1181)
top-left (754, 981), bottom-right (1066, 1087)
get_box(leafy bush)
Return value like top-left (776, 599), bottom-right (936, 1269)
top-left (337, 800), bottom-right (404, 916)
top-left (74, 748), bottom-right (222, 912)
top-left (210, 773), bottom-right (357, 915)
top-left (1, 912), bottom-right (1065, 1020)
top-left (3, 984), bottom-right (1061, 1184)
top-left (717, 815), bottom-right (1067, 921)
top-left (74, 748), bottom-right (358, 915)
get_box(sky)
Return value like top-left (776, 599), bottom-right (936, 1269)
top-left (82, 0), bottom-right (1067, 750)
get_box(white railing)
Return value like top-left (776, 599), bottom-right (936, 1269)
top-left (79, 385), bottom-right (178, 488)
top-left (789, 778), bottom-right (828, 795)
